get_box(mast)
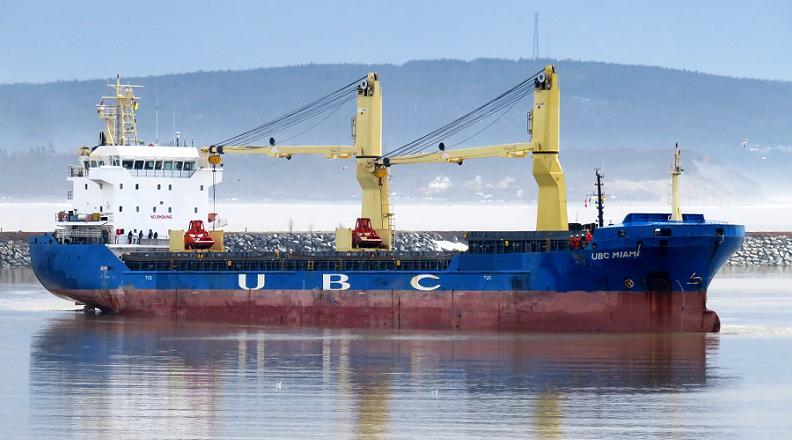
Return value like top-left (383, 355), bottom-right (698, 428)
top-left (670, 143), bottom-right (683, 221)
top-left (594, 168), bottom-right (604, 227)
top-left (97, 75), bottom-right (142, 146)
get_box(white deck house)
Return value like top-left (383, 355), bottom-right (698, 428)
top-left (66, 145), bottom-right (221, 244)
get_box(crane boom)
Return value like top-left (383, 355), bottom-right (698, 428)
top-left (383, 142), bottom-right (533, 165)
top-left (205, 145), bottom-right (356, 160)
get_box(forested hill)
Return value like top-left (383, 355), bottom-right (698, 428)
top-left (2, 58), bottom-right (791, 151)
top-left (1, 58), bottom-right (790, 201)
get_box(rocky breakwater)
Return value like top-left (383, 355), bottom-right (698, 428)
top-left (224, 231), bottom-right (467, 253)
top-left (727, 233), bottom-right (792, 267)
top-left (0, 232), bottom-right (33, 267)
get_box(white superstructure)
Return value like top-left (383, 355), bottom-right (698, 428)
top-left (57, 76), bottom-right (222, 245)
top-left (66, 145), bottom-right (221, 243)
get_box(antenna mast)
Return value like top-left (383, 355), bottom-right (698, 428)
top-left (670, 143), bottom-right (683, 221)
top-left (97, 75), bottom-right (142, 146)
top-left (594, 169), bottom-right (605, 227)
top-left (532, 13), bottom-right (540, 60)
top-left (155, 83), bottom-right (160, 145)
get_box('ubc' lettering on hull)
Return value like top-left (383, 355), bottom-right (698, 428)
top-left (236, 273), bottom-right (444, 291)
top-left (410, 274), bottom-right (440, 291)
top-left (323, 274), bottom-right (351, 290)
top-left (238, 274), bottom-right (266, 290)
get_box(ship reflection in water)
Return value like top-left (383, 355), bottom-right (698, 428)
top-left (29, 315), bottom-right (723, 439)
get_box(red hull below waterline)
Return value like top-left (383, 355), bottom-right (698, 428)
top-left (54, 289), bottom-right (721, 333)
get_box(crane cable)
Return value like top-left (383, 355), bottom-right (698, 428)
top-left (384, 68), bottom-right (545, 159)
top-left (212, 75), bottom-right (366, 147)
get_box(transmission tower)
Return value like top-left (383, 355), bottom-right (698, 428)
top-left (532, 13), bottom-right (539, 60)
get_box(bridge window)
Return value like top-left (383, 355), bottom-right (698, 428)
top-left (122, 160), bottom-right (133, 169)
top-left (155, 160), bottom-right (163, 170)
top-left (144, 160), bottom-right (155, 170)
top-left (133, 160), bottom-right (144, 170)
top-left (183, 161), bottom-right (194, 171)
top-left (163, 161), bottom-right (174, 171)
top-left (175, 161), bottom-right (183, 171)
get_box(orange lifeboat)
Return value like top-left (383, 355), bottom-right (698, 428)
top-left (184, 220), bottom-right (215, 250)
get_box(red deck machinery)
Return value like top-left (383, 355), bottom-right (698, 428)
top-left (351, 217), bottom-right (383, 248)
top-left (184, 220), bottom-right (215, 250)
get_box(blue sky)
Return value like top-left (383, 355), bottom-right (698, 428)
top-left (1, 0), bottom-right (791, 84)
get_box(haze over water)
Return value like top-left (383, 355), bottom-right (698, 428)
top-left (1, 268), bottom-right (790, 439)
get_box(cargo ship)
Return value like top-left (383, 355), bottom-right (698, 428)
top-left (29, 66), bottom-right (745, 332)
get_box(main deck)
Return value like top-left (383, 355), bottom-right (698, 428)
top-left (120, 230), bottom-right (576, 272)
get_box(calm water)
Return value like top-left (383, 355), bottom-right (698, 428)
top-left (1, 268), bottom-right (791, 439)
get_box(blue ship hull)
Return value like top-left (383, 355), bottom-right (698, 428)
top-left (29, 214), bottom-right (744, 332)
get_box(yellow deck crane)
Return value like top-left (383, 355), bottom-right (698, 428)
top-left (381, 64), bottom-right (568, 231)
top-left (204, 64), bottom-right (567, 252)
top-left (203, 72), bottom-right (393, 251)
